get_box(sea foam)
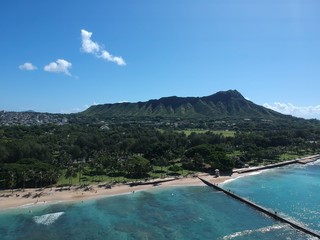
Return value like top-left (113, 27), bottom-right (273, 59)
top-left (221, 171), bottom-right (263, 185)
top-left (222, 224), bottom-right (287, 239)
top-left (33, 212), bottom-right (64, 226)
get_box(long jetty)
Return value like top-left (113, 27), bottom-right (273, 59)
top-left (233, 154), bottom-right (320, 174)
top-left (199, 177), bottom-right (320, 238)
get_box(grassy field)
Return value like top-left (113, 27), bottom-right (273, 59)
top-left (278, 153), bottom-right (300, 161)
top-left (176, 129), bottom-right (236, 137)
top-left (56, 164), bottom-right (194, 186)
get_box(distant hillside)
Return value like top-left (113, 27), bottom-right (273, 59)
top-left (82, 90), bottom-right (293, 120)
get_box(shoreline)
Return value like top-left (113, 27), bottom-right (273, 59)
top-left (1, 155), bottom-right (318, 211)
top-left (233, 154), bottom-right (319, 174)
top-left (0, 173), bottom-right (235, 211)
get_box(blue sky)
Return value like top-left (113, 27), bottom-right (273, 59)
top-left (0, 0), bottom-right (319, 118)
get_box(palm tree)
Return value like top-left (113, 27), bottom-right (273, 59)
top-left (39, 171), bottom-right (44, 189)
top-left (95, 163), bottom-right (105, 182)
top-left (29, 169), bottom-right (37, 188)
top-left (21, 171), bottom-right (28, 192)
top-left (47, 168), bottom-right (58, 190)
top-left (77, 163), bottom-right (84, 185)
top-left (157, 157), bottom-right (168, 178)
top-left (65, 165), bottom-right (77, 186)
top-left (8, 171), bottom-right (16, 193)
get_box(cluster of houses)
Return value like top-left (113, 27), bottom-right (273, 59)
top-left (0, 111), bottom-right (68, 126)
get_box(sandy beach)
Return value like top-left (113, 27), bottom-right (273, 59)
top-left (2, 155), bottom-right (319, 211)
top-left (0, 173), bottom-right (237, 210)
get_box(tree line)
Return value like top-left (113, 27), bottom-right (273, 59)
top-left (0, 121), bottom-right (319, 190)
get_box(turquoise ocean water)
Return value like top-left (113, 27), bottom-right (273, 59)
top-left (0, 160), bottom-right (319, 240)
top-left (222, 159), bottom-right (320, 235)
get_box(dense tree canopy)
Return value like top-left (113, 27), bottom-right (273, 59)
top-left (0, 119), bottom-right (319, 189)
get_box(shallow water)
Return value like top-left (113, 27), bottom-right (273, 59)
top-left (0, 161), bottom-right (319, 239)
top-left (223, 160), bottom-right (320, 234)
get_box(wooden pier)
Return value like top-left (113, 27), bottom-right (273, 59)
top-left (199, 177), bottom-right (320, 239)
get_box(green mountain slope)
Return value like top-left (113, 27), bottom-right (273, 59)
top-left (81, 90), bottom-right (292, 120)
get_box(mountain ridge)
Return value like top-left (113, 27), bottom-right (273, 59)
top-left (82, 90), bottom-right (293, 120)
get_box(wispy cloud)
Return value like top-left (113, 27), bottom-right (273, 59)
top-left (19, 62), bottom-right (37, 71)
top-left (44, 59), bottom-right (72, 76)
top-left (61, 102), bottom-right (98, 114)
top-left (100, 50), bottom-right (126, 66)
top-left (264, 102), bottom-right (320, 119)
top-left (81, 29), bottom-right (126, 66)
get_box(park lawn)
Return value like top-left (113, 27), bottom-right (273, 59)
top-left (177, 129), bottom-right (236, 137)
top-left (151, 164), bottom-right (192, 178)
top-left (56, 170), bottom-right (124, 186)
top-left (278, 153), bottom-right (300, 161)
top-left (56, 163), bottom-right (193, 187)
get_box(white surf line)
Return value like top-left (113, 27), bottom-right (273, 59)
top-left (33, 212), bottom-right (65, 226)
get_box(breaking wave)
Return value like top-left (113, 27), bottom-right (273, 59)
top-left (222, 171), bottom-right (263, 185)
top-left (222, 224), bottom-right (287, 239)
top-left (33, 212), bottom-right (64, 226)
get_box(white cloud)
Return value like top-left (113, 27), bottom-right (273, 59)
top-left (100, 50), bottom-right (126, 66)
top-left (44, 59), bottom-right (72, 76)
top-left (19, 62), bottom-right (37, 71)
top-left (264, 102), bottom-right (320, 119)
top-left (83, 102), bottom-right (98, 111)
top-left (81, 29), bottom-right (100, 53)
top-left (71, 107), bottom-right (82, 112)
top-left (81, 29), bottom-right (126, 66)
top-left (61, 102), bottom-right (98, 114)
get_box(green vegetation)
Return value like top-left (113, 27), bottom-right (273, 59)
top-left (279, 153), bottom-right (300, 161)
top-left (1, 90), bottom-right (320, 191)
top-left (55, 164), bottom-right (192, 186)
top-left (81, 90), bottom-right (290, 120)
top-left (1, 103), bottom-right (320, 190)
top-left (177, 129), bottom-right (235, 137)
